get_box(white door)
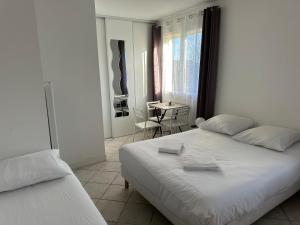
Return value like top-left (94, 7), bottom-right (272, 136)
top-left (96, 18), bottom-right (112, 138)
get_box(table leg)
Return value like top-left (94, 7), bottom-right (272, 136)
top-left (125, 180), bottom-right (129, 189)
top-left (160, 110), bottom-right (167, 120)
top-left (153, 109), bottom-right (167, 138)
top-left (155, 107), bottom-right (160, 122)
top-left (153, 127), bottom-right (159, 138)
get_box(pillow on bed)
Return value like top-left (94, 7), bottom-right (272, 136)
top-left (0, 149), bottom-right (71, 193)
top-left (199, 114), bottom-right (254, 135)
top-left (233, 126), bottom-right (300, 151)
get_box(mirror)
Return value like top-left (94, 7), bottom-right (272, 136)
top-left (110, 39), bottom-right (129, 118)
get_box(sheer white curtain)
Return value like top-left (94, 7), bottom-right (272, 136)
top-left (162, 12), bottom-right (202, 124)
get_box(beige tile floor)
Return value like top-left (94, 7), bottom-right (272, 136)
top-left (74, 133), bottom-right (300, 225)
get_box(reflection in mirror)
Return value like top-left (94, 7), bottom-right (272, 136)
top-left (110, 39), bottom-right (129, 118)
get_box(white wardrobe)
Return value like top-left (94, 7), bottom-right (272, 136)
top-left (96, 18), bottom-right (153, 138)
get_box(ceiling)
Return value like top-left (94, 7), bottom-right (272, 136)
top-left (94, 0), bottom-right (205, 21)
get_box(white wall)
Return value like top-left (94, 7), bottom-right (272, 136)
top-left (133, 22), bottom-right (153, 110)
top-left (0, 0), bottom-right (50, 160)
top-left (96, 18), bottom-right (112, 139)
top-left (34, 0), bottom-right (106, 167)
top-left (216, 0), bottom-right (300, 129)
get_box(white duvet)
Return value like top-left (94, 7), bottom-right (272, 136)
top-left (0, 165), bottom-right (107, 225)
top-left (119, 129), bottom-right (300, 225)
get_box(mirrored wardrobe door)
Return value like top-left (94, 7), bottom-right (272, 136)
top-left (110, 39), bottom-right (129, 118)
top-left (105, 18), bottom-right (135, 138)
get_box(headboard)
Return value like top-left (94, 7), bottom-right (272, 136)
top-left (44, 81), bottom-right (59, 149)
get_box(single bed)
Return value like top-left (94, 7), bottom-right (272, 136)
top-left (0, 160), bottom-right (107, 225)
top-left (119, 128), bottom-right (300, 225)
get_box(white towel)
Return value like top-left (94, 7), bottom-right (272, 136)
top-left (158, 141), bottom-right (183, 155)
top-left (181, 154), bottom-right (219, 171)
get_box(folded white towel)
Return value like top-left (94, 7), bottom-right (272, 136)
top-left (181, 154), bottom-right (218, 171)
top-left (158, 141), bottom-right (183, 155)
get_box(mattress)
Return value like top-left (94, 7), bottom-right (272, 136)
top-left (119, 129), bottom-right (300, 225)
top-left (0, 163), bottom-right (107, 225)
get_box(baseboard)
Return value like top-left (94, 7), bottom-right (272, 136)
top-left (69, 155), bottom-right (107, 170)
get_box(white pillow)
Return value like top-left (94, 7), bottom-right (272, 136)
top-left (200, 114), bottom-right (254, 135)
top-left (0, 149), bottom-right (71, 193)
top-left (233, 126), bottom-right (300, 151)
top-left (195, 117), bottom-right (206, 127)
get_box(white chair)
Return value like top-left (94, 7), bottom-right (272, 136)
top-left (162, 106), bottom-right (190, 134)
top-left (146, 101), bottom-right (171, 123)
top-left (133, 108), bottom-right (162, 142)
top-left (146, 101), bottom-right (159, 122)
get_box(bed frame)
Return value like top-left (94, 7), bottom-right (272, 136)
top-left (121, 158), bottom-right (300, 225)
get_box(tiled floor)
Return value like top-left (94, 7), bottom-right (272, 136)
top-left (74, 133), bottom-right (300, 225)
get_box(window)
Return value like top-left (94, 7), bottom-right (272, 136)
top-left (162, 13), bottom-right (202, 122)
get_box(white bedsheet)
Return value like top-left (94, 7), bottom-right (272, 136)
top-left (0, 163), bottom-right (107, 225)
top-left (119, 129), bottom-right (300, 225)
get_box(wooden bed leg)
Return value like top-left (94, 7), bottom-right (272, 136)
top-left (125, 180), bottom-right (129, 189)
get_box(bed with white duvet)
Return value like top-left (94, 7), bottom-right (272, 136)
top-left (119, 128), bottom-right (300, 225)
top-left (0, 150), bottom-right (107, 225)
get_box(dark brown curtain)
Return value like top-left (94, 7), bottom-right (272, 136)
top-left (152, 25), bottom-right (162, 101)
top-left (196, 6), bottom-right (221, 119)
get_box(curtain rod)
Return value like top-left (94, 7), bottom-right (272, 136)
top-left (96, 3), bottom-right (222, 25)
top-left (201, 5), bottom-right (223, 15)
top-left (96, 14), bottom-right (157, 24)
top-left (159, 1), bottom-right (221, 23)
